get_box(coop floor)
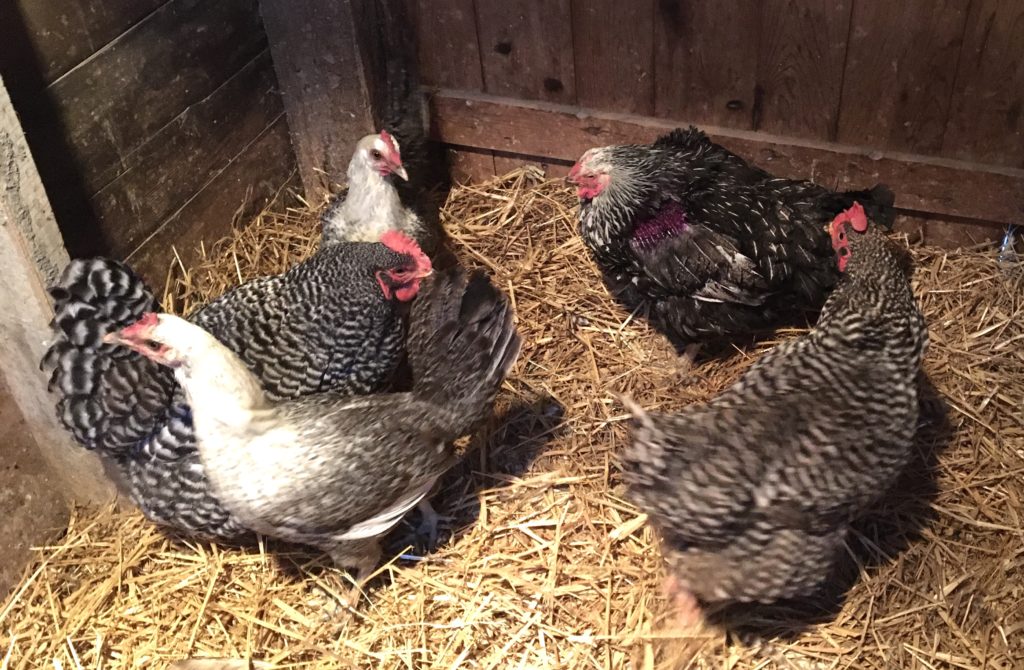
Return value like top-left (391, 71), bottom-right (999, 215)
top-left (1, 170), bottom-right (1021, 669)
top-left (0, 377), bottom-right (69, 595)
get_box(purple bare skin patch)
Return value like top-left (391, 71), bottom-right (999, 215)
top-left (630, 202), bottom-right (689, 252)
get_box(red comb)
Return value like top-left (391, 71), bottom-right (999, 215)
top-left (379, 130), bottom-right (401, 159)
top-left (380, 230), bottom-right (431, 274)
top-left (846, 202), bottom-right (868, 232)
top-left (120, 312), bottom-right (159, 338)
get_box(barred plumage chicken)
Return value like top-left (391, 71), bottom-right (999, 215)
top-left (621, 203), bottom-right (927, 624)
top-left (41, 233), bottom-right (431, 541)
top-left (568, 127), bottom-right (895, 362)
top-left (105, 269), bottom-right (520, 581)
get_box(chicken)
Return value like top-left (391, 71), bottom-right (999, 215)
top-left (320, 1), bottom-right (447, 255)
top-left (41, 232), bottom-right (432, 541)
top-left (620, 203), bottom-right (927, 625)
top-left (104, 269), bottom-right (520, 582)
top-left (567, 126), bottom-right (895, 364)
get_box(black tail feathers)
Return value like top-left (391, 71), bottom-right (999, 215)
top-left (41, 258), bottom-right (175, 456)
top-left (407, 269), bottom-right (521, 433)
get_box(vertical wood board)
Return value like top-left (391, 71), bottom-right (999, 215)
top-left (653, 0), bottom-right (759, 129)
top-left (943, 0), bottom-right (1024, 167)
top-left (755, 0), bottom-right (853, 140)
top-left (838, 0), bottom-right (970, 154)
top-left (475, 0), bottom-right (577, 104)
top-left (572, 0), bottom-right (655, 115)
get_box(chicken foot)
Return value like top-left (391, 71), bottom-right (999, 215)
top-left (313, 538), bottom-right (383, 617)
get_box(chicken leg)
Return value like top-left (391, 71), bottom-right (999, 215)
top-left (673, 343), bottom-right (702, 379)
top-left (416, 499), bottom-right (441, 547)
top-left (664, 574), bottom-right (704, 629)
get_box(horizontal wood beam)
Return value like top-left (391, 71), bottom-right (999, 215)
top-left (429, 89), bottom-right (1023, 225)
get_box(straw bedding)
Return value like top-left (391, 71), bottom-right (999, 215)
top-left (2, 169), bottom-right (1022, 669)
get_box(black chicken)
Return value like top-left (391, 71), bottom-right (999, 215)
top-left (41, 232), bottom-right (432, 541)
top-left (567, 127), bottom-right (895, 363)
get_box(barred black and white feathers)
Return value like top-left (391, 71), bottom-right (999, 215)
top-left (621, 219), bottom-right (926, 608)
top-left (569, 126), bottom-right (896, 348)
top-left (106, 269), bottom-right (518, 578)
top-left (41, 239), bottom-right (430, 541)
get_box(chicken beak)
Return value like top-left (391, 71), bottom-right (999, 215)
top-left (392, 164), bottom-right (409, 181)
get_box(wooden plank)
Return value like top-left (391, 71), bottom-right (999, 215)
top-left (572, 0), bottom-right (654, 115)
top-left (942, 0), bottom-right (1024, 167)
top-left (10, 0), bottom-right (170, 84)
top-left (756, 0), bottom-right (853, 140)
top-left (127, 118), bottom-right (296, 288)
top-left (259, 0), bottom-right (375, 200)
top-left (447, 147), bottom-right (496, 184)
top-left (838, 0), bottom-right (969, 154)
top-left (429, 90), bottom-right (1024, 225)
top-left (474, 0), bottom-right (576, 104)
top-left (39, 0), bottom-right (268, 194)
top-left (411, 0), bottom-right (483, 89)
top-left (90, 51), bottom-right (284, 259)
top-left (892, 214), bottom-right (1002, 248)
top-left (653, 0), bottom-right (759, 129)
top-left (0, 76), bottom-right (120, 506)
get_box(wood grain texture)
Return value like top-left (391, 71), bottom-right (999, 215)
top-left (475, 0), bottom-right (576, 104)
top-left (0, 77), bottom-right (119, 505)
top-left (127, 118), bottom-right (296, 288)
top-left (838, 0), bottom-right (970, 154)
top-left (653, 0), bottom-right (759, 129)
top-left (943, 0), bottom-right (1024, 167)
top-left (412, 0), bottom-right (483, 89)
top-left (756, 0), bottom-right (853, 140)
top-left (430, 90), bottom-right (1024, 225)
top-left (91, 51), bottom-right (284, 259)
top-left (3, 0), bottom-right (169, 86)
top-left (43, 0), bottom-right (268, 194)
top-left (572, 0), bottom-right (654, 115)
top-left (260, 0), bottom-right (375, 199)
top-left (447, 147), bottom-right (496, 183)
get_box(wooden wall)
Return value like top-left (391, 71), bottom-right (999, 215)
top-left (0, 0), bottom-right (295, 285)
top-left (409, 0), bottom-right (1024, 245)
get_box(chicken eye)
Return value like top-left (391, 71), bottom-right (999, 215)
top-left (371, 149), bottom-right (382, 160)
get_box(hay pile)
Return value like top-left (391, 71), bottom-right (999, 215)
top-left (2, 169), bottom-right (1022, 669)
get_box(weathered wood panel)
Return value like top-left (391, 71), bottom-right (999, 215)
top-left (572, 0), bottom-right (654, 115)
top-left (838, 0), bottom-right (970, 154)
top-left (0, 76), bottom-right (119, 508)
top-left (943, 0), bottom-right (1024, 167)
top-left (755, 0), bottom-right (853, 140)
top-left (430, 90), bottom-right (1024, 225)
top-left (43, 0), bottom-right (267, 195)
top-left (127, 118), bottom-right (294, 287)
top-left (412, 0), bottom-right (483, 89)
top-left (653, 0), bottom-right (759, 129)
top-left (91, 51), bottom-right (284, 259)
top-left (447, 147), bottom-right (496, 183)
top-left (260, 0), bottom-right (375, 200)
top-left (10, 0), bottom-right (169, 84)
top-left (474, 0), bottom-right (576, 104)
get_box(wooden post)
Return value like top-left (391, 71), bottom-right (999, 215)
top-left (258, 0), bottom-right (379, 202)
top-left (0, 74), bottom-right (120, 506)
